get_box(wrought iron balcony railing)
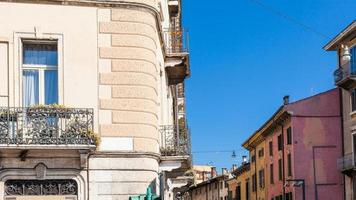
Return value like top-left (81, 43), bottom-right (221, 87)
top-left (163, 28), bottom-right (189, 54)
top-left (160, 125), bottom-right (191, 157)
top-left (0, 107), bottom-right (95, 146)
top-left (334, 62), bottom-right (356, 85)
top-left (337, 152), bottom-right (355, 172)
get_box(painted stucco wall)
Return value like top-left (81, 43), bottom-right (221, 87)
top-left (289, 89), bottom-right (343, 200)
top-left (227, 170), bottom-right (250, 200)
top-left (265, 89), bottom-right (343, 200)
top-left (250, 141), bottom-right (267, 200)
top-left (265, 119), bottom-right (294, 199)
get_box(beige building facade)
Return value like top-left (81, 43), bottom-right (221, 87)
top-left (189, 174), bottom-right (229, 200)
top-left (0, 0), bottom-right (191, 199)
top-left (325, 21), bottom-right (356, 200)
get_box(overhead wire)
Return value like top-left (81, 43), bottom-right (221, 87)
top-left (249, 0), bottom-right (330, 39)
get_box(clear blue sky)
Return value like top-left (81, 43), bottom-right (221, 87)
top-left (183, 0), bottom-right (356, 171)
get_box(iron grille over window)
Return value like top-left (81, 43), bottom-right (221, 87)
top-left (5, 179), bottom-right (77, 196)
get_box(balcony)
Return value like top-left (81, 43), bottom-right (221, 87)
top-left (0, 106), bottom-right (97, 149)
top-left (337, 152), bottom-right (356, 176)
top-left (334, 62), bottom-right (356, 89)
top-left (160, 125), bottom-right (191, 157)
top-left (163, 28), bottom-right (190, 85)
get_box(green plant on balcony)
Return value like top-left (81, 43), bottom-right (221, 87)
top-left (27, 104), bottom-right (71, 118)
top-left (183, 169), bottom-right (195, 177)
top-left (160, 146), bottom-right (177, 156)
top-left (0, 110), bottom-right (19, 121)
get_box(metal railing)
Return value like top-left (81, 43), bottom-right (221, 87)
top-left (334, 62), bottom-right (356, 84)
top-left (337, 152), bottom-right (355, 171)
top-left (160, 125), bottom-right (191, 156)
top-left (163, 28), bottom-right (189, 54)
top-left (0, 107), bottom-right (95, 146)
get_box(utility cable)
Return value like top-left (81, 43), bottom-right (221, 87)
top-left (249, 0), bottom-right (330, 39)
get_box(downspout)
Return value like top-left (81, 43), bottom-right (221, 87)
top-left (87, 152), bottom-right (94, 200)
top-left (339, 87), bottom-right (346, 200)
top-left (254, 147), bottom-right (257, 200)
top-left (281, 123), bottom-right (286, 200)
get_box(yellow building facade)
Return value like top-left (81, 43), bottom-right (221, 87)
top-left (243, 131), bottom-right (267, 200)
top-left (227, 163), bottom-right (250, 200)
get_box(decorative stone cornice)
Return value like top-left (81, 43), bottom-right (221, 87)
top-left (90, 151), bottom-right (161, 161)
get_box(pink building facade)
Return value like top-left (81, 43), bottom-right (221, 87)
top-left (265, 88), bottom-right (343, 200)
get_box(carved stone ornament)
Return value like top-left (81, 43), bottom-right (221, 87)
top-left (35, 163), bottom-right (47, 180)
top-left (5, 179), bottom-right (78, 196)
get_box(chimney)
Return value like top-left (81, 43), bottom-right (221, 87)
top-left (283, 95), bottom-right (289, 105)
top-left (211, 167), bottom-right (217, 178)
top-left (222, 168), bottom-right (228, 175)
top-left (242, 155), bottom-right (247, 164)
top-left (232, 164), bottom-right (237, 171)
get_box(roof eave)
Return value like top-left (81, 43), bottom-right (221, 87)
top-left (324, 20), bottom-right (356, 51)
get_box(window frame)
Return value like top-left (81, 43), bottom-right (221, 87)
top-left (22, 41), bottom-right (58, 106)
top-left (269, 141), bottom-right (273, 156)
top-left (270, 163), bottom-right (274, 184)
top-left (16, 33), bottom-right (63, 107)
top-left (278, 134), bottom-right (283, 151)
top-left (287, 127), bottom-right (292, 145)
top-left (287, 153), bottom-right (292, 177)
top-left (278, 159), bottom-right (282, 181)
top-left (351, 88), bottom-right (356, 113)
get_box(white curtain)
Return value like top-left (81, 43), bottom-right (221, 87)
top-left (45, 70), bottom-right (58, 105)
top-left (23, 70), bottom-right (39, 107)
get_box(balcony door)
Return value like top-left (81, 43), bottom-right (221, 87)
top-left (351, 46), bottom-right (356, 75)
top-left (22, 41), bottom-right (58, 107)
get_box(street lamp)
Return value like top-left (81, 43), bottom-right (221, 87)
top-left (286, 179), bottom-right (305, 200)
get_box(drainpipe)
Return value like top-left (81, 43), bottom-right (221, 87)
top-left (254, 147), bottom-right (257, 200)
top-left (281, 123), bottom-right (286, 200)
top-left (173, 85), bottom-right (180, 151)
top-left (338, 87), bottom-right (345, 200)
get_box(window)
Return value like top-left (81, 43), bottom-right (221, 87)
top-left (258, 148), bottom-right (264, 157)
top-left (287, 153), bottom-right (292, 176)
top-left (270, 164), bottom-right (274, 184)
top-left (269, 141), bottom-right (273, 156)
top-left (258, 169), bottom-right (265, 188)
top-left (220, 181), bottom-right (223, 189)
top-left (215, 182), bottom-right (218, 189)
top-left (252, 174), bottom-right (257, 192)
top-left (285, 192), bottom-right (293, 200)
top-left (278, 159), bottom-right (282, 181)
top-left (22, 42), bottom-right (58, 107)
top-left (236, 185), bottom-right (241, 200)
top-left (245, 179), bottom-right (250, 200)
top-left (352, 88), bottom-right (356, 112)
top-left (287, 127), bottom-right (292, 144)
top-left (351, 46), bottom-right (356, 74)
top-left (278, 135), bottom-right (283, 151)
top-left (251, 154), bottom-right (256, 163)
